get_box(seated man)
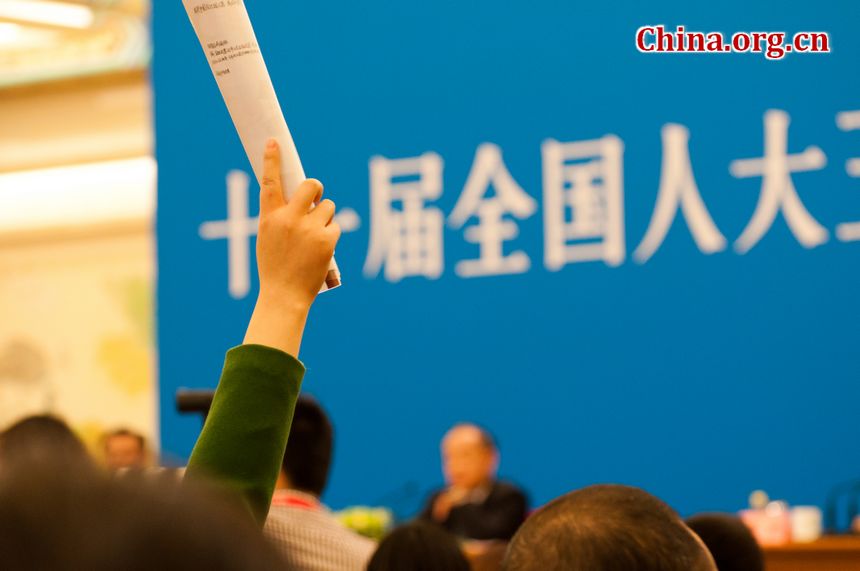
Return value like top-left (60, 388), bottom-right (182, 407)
top-left (503, 484), bottom-right (717, 571)
top-left (420, 423), bottom-right (527, 541)
top-left (264, 396), bottom-right (375, 570)
top-left (102, 428), bottom-right (148, 472)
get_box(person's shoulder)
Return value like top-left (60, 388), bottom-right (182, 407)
top-left (493, 480), bottom-right (525, 494)
top-left (265, 506), bottom-right (376, 567)
top-left (266, 505), bottom-right (370, 542)
top-left (492, 481), bottom-right (528, 501)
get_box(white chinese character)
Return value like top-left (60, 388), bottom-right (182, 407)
top-left (730, 109), bottom-right (828, 253)
top-left (199, 170), bottom-right (258, 299)
top-left (633, 124), bottom-right (726, 263)
top-left (447, 143), bottom-right (537, 277)
top-left (835, 110), bottom-right (860, 242)
top-left (542, 135), bottom-right (625, 270)
top-left (364, 153), bottom-right (444, 281)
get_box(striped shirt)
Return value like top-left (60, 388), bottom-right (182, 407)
top-left (264, 490), bottom-right (376, 571)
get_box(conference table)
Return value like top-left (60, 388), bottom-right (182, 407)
top-left (764, 535), bottom-right (860, 571)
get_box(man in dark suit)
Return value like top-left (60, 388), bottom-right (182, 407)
top-left (421, 423), bottom-right (527, 541)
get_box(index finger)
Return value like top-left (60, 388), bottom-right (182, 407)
top-left (260, 139), bottom-right (286, 213)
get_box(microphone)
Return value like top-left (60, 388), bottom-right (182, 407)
top-left (824, 477), bottom-right (860, 533)
top-left (175, 389), bottom-right (215, 425)
top-left (372, 480), bottom-right (424, 522)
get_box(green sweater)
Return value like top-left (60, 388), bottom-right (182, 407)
top-left (185, 344), bottom-right (305, 526)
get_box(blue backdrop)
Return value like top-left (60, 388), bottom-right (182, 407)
top-left (154, 0), bottom-right (860, 519)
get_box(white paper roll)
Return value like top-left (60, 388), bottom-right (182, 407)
top-left (182, 0), bottom-right (341, 291)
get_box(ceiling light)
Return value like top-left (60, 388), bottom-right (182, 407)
top-left (0, 1), bottom-right (95, 30)
top-left (0, 157), bottom-right (156, 233)
top-left (0, 21), bottom-right (59, 48)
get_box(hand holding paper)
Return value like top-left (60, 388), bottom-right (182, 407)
top-left (257, 141), bottom-right (340, 306)
top-left (244, 140), bottom-right (341, 357)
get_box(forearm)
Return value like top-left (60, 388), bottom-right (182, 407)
top-left (243, 290), bottom-right (310, 358)
top-left (185, 344), bottom-right (304, 526)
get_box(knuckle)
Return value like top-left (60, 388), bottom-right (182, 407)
top-left (261, 175), bottom-right (278, 189)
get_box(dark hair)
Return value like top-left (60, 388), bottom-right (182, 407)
top-left (686, 513), bottom-right (764, 571)
top-left (367, 521), bottom-right (470, 571)
top-left (0, 415), bottom-right (91, 471)
top-left (503, 484), bottom-right (714, 571)
top-left (0, 461), bottom-right (285, 570)
top-left (281, 395), bottom-right (333, 496)
top-left (103, 428), bottom-right (146, 451)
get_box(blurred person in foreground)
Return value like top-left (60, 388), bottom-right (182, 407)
top-left (0, 463), bottom-right (285, 570)
top-left (421, 423), bottom-right (527, 541)
top-left (0, 139), bottom-right (341, 569)
top-left (686, 513), bottom-right (764, 571)
top-left (367, 520), bottom-right (470, 571)
top-left (0, 414), bottom-right (92, 472)
top-left (265, 395), bottom-right (375, 570)
top-left (103, 428), bottom-right (149, 472)
top-left (503, 484), bottom-right (717, 571)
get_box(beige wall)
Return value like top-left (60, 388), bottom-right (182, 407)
top-left (0, 70), bottom-right (156, 456)
top-left (0, 226), bottom-right (155, 449)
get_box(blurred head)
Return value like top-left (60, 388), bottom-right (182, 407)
top-left (281, 395), bottom-right (333, 497)
top-left (0, 462), bottom-right (284, 570)
top-left (503, 484), bottom-right (716, 571)
top-left (686, 513), bottom-right (764, 571)
top-left (367, 521), bottom-right (470, 571)
top-left (103, 429), bottom-right (147, 472)
top-left (441, 424), bottom-right (497, 490)
top-left (0, 415), bottom-right (91, 472)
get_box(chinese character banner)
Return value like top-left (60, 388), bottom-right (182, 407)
top-left (154, 0), bottom-right (859, 515)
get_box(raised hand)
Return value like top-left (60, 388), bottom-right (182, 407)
top-left (243, 139), bottom-right (341, 357)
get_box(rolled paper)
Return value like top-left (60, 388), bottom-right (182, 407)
top-left (182, 0), bottom-right (341, 291)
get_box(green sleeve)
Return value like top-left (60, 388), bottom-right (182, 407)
top-left (185, 344), bottom-right (305, 526)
